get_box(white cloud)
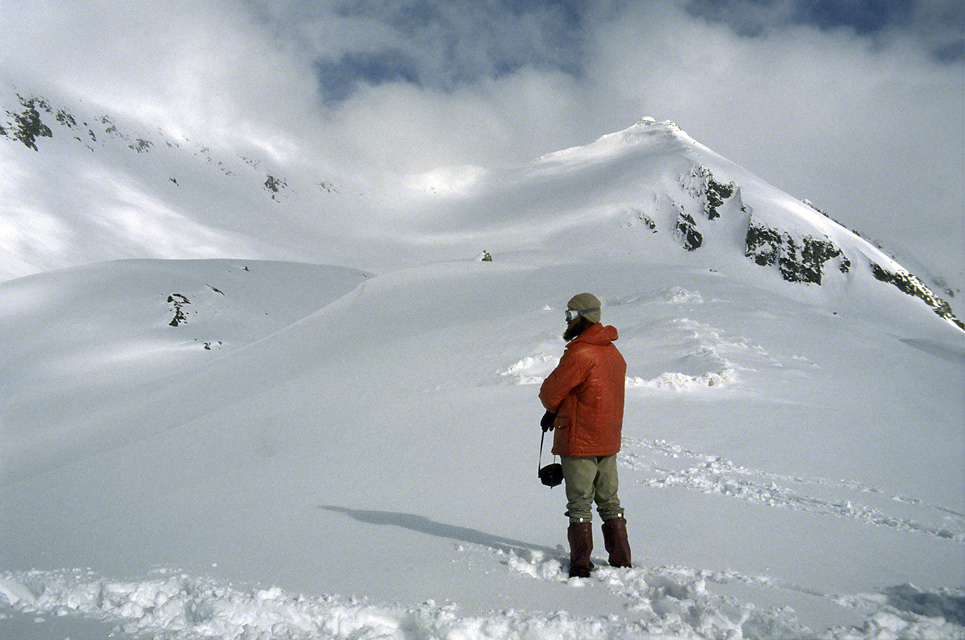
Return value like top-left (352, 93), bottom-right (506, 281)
top-left (0, 0), bottom-right (961, 280)
top-left (583, 5), bottom-right (964, 280)
top-left (1, 0), bottom-right (320, 160)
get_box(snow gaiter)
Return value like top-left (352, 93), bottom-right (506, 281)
top-left (567, 522), bottom-right (594, 578)
top-left (601, 516), bottom-right (632, 568)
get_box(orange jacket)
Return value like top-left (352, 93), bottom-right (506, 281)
top-left (539, 323), bottom-right (626, 457)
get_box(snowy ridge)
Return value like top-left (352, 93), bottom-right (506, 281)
top-left (0, 259), bottom-right (371, 480)
top-left (0, 84), bottom-right (379, 281)
top-left (3, 84), bottom-right (960, 325)
top-left (403, 117), bottom-right (961, 328)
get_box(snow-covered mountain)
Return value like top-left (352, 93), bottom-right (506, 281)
top-left (1, 82), bottom-right (963, 640)
top-left (2, 88), bottom-right (960, 328)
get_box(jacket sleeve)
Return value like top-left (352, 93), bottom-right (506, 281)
top-left (539, 348), bottom-right (589, 412)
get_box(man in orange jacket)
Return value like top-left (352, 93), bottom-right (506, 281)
top-left (539, 293), bottom-right (632, 578)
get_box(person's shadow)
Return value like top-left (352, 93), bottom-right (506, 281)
top-left (318, 505), bottom-right (558, 558)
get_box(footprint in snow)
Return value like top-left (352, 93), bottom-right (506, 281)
top-left (618, 437), bottom-right (965, 544)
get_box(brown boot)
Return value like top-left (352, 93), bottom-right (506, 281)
top-left (601, 516), bottom-right (632, 568)
top-left (567, 522), bottom-right (594, 578)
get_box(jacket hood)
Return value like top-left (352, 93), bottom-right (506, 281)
top-left (573, 323), bottom-right (619, 346)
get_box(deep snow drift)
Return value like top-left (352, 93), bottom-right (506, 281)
top-left (1, 105), bottom-right (963, 639)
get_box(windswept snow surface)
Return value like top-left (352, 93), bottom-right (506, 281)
top-left (1, 118), bottom-right (963, 639)
top-left (1, 258), bottom-right (963, 640)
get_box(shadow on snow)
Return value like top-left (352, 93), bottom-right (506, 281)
top-left (318, 505), bottom-right (558, 558)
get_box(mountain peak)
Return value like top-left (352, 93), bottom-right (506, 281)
top-left (537, 117), bottom-right (688, 167)
top-left (1, 83), bottom-right (961, 331)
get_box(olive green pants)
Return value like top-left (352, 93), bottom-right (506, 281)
top-left (561, 454), bottom-right (624, 523)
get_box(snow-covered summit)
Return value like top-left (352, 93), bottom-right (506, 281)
top-left (2, 80), bottom-right (960, 328)
top-left (403, 116), bottom-right (962, 331)
top-left (536, 117), bottom-right (688, 164)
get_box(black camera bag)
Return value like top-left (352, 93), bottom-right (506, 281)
top-left (538, 428), bottom-right (563, 488)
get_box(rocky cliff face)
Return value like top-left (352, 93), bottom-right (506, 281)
top-left (869, 263), bottom-right (962, 329)
top-left (744, 216), bottom-right (961, 328)
top-left (744, 221), bottom-right (851, 285)
top-left (1, 91), bottom-right (295, 200)
top-left (670, 164), bottom-right (744, 252)
top-left (658, 152), bottom-right (961, 329)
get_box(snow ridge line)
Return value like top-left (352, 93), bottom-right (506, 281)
top-left (619, 438), bottom-right (965, 543)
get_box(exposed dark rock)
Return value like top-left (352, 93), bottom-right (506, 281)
top-left (871, 263), bottom-right (964, 330)
top-left (745, 219), bottom-right (961, 329)
top-left (55, 109), bottom-right (76, 128)
top-left (704, 176), bottom-right (735, 220)
top-left (630, 209), bottom-right (657, 232)
top-left (167, 293), bottom-right (190, 327)
top-left (781, 235), bottom-right (847, 285)
top-left (130, 139), bottom-right (152, 153)
top-left (745, 223), bottom-right (782, 268)
top-left (745, 221), bottom-right (848, 285)
top-left (624, 208), bottom-right (658, 233)
top-left (3, 95), bottom-right (53, 151)
top-left (674, 212), bottom-right (703, 251)
top-left (684, 165), bottom-right (740, 220)
top-left (264, 175), bottom-right (288, 200)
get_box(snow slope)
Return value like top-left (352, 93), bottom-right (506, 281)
top-left (1, 106), bottom-right (963, 639)
top-left (0, 84), bottom-right (392, 280)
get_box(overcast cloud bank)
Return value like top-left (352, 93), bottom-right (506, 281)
top-left (1, 0), bottom-right (961, 281)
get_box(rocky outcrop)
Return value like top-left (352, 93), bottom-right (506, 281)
top-left (264, 174), bottom-right (288, 201)
top-left (670, 164), bottom-right (744, 251)
top-left (870, 264), bottom-right (964, 330)
top-left (167, 294), bottom-right (190, 327)
top-left (743, 222), bottom-right (962, 328)
top-left (682, 164), bottom-right (739, 221)
top-left (2, 95), bottom-right (53, 151)
top-left (744, 221), bottom-right (851, 285)
top-left (674, 211), bottom-right (703, 251)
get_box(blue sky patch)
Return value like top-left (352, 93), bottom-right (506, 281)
top-left (795, 0), bottom-right (912, 35)
top-left (319, 0), bottom-right (590, 100)
top-left (686, 0), bottom-right (915, 36)
top-left (315, 50), bottom-right (420, 102)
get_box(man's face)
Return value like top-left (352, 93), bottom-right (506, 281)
top-left (563, 313), bottom-right (589, 341)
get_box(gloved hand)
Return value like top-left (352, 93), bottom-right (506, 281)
top-left (540, 410), bottom-right (557, 432)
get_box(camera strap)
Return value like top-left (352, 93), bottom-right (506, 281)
top-left (539, 429), bottom-right (555, 472)
top-left (538, 429), bottom-right (564, 488)
top-left (539, 430), bottom-right (545, 474)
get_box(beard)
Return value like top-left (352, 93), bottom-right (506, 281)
top-left (563, 317), bottom-right (592, 341)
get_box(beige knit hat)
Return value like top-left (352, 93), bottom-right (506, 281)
top-left (567, 292), bottom-right (602, 324)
